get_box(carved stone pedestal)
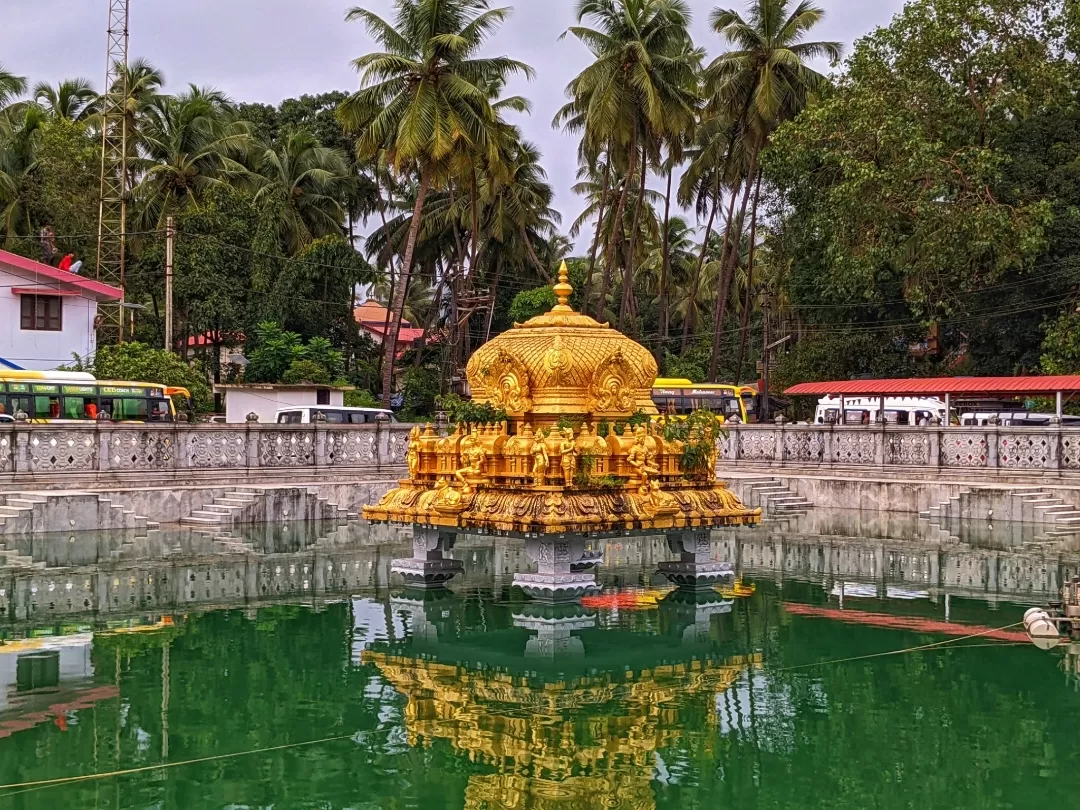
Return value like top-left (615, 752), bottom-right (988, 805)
top-left (513, 603), bottom-right (596, 659)
top-left (392, 527), bottom-right (465, 588)
top-left (513, 536), bottom-right (601, 603)
top-left (657, 530), bottom-right (734, 591)
top-left (658, 590), bottom-right (734, 644)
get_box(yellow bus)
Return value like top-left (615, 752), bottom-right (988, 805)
top-left (0, 371), bottom-right (191, 423)
top-left (651, 378), bottom-right (758, 423)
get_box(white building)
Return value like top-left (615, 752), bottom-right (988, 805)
top-left (0, 249), bottom-right (123, 370)
top-left (214, 383), bottom-right (351, 424)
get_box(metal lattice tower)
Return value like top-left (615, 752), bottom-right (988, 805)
top-left (96, 0), bottom-right (129, 344)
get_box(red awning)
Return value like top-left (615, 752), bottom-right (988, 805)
top-left (784, 376), bottom-right (1080, 397)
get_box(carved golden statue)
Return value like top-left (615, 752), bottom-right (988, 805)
top-left (559, 427), bottom-right (578, 486)
top-left (362, 261), bottom-right (762, 533)
top-left (627, 430), bottom-right (660, 487)
top-left (406, 425), bottom-right (422, 478)
top-left (531, 429), bottom-right (549, 487)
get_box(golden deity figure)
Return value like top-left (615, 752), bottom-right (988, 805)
top-left (531, 429), bottom-right (549, 487)
top-left (454, 430), bottom-right (487, 492)
top-left (644, 479), bottom-right (678, 515)
top-left (406, 425), bottom-right (422, 478)
top-left (627, 430), bottom-right (660, 487)
top-left (559, 427), bottom-right (579, 487)
top-left (634, 423), bottom-right (659, 468)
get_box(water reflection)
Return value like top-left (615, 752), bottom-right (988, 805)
top-left (0, 517), bottom-right (1078, 809)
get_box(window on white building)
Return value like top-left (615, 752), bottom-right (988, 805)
top-left (20, 294), bottom-right (62, 331)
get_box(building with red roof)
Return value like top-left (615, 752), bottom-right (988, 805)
top-left (0, 249), bottom-right (123, 370)
top-left (353, 299), bottom-right (427, 349)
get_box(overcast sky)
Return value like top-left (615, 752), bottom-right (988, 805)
top-left (3, 0), bottom-right (907, 233)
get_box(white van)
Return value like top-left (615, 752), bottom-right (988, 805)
top-left (275, 407), bottom-right (397, 425)
top-left (960, 412), bottom-right (1080, 427)
top-left (815, 396), bottom-right (946, 426)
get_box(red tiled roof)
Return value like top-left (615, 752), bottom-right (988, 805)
top-left (784, 376), bottom-right (1080, 397)
top-left (360, 323), bottom-right (426, 344)
top-left (0, 249), bottom-right (123, 301)
top-left (353, 299), bottom-right (413, 329)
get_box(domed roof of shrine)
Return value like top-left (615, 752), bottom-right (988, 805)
top-left (465, 263), bottom-right (659, 417)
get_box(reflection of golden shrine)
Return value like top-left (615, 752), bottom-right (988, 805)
top-left (364, 650), bottom-right (760, 810)
top-left (364, 263), bottom-right (760, 536)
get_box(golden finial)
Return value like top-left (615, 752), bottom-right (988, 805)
top-left (552, 261), bottom-right (574, 311)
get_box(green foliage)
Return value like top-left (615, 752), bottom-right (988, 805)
top-left (557, 416), bottom-right (584, 432)
top-left (245, 322), bottom-right (304, 383)
top-left (91, 342), bottom-right (213, 413)
top-left (1041, 311), bottom-right (1080, 375)
top-left (246, 323), bottom-right (343, 385)
top-left (302, 337), bottom-right (344, 380)
top-left (662, 349), bottom-right (708, 384)
top-left (509, 287), bottom-right (558, 324)
top-left (771, 330), bottom-right (919, 393)
top-left (400, 367), bottom-right (441, 421)
top-left (33, 118), bottom-right (98, 265)
top-left (344, 389), bottom-right (380, 408)
top-left (574, 454), bottom-right (626, 489)
top-left (761, 0), bottom-right (1078, 386)
top-left (662, 408), bottom-right (722, 479)
top-left (596, 418), bottom-right (611, 438)
top-left (282, 360), bottom-right (332, 386)
top-left (435, 393), bottom-right (508, 426)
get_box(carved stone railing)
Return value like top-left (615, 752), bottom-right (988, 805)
top-left (0, 422), bottom-right (414, 479)
top-left (720, 423), bottom-right (1080, 472)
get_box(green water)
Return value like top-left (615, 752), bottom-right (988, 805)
top-left (0, 529), bottom-right (1078, 809)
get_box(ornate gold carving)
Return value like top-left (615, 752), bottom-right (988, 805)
top-left (586, 352), bottom-right (636, 413)
top-left (362, 260), bottom-right (761, 533)
top-left (481, 349), bottom-right (533, 414)
top-left (542, 334), bottom-right (571, 386)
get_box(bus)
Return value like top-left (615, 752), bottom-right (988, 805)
top-left (0, 371), bottom-right (191, 423)
top-left (651, 378), bottom-right (757, 423)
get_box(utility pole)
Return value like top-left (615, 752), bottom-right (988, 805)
top-left (165, 216), bottom-right (175, 353)
top-left (761, 292), bottom-right (771, 422)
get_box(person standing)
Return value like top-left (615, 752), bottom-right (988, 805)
top-left (39, 224), bottom-right (55, 264)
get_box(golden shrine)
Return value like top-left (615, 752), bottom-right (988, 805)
top-left (363, 263), bottom-right (761, 537)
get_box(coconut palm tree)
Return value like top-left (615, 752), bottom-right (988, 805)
top-left (0, 102), bottom-right (46, 243)
top-left (339, 0), bottom-right (534, 406)
top-left (32, 78), bottom-right (98, 121)
top-left (243, 127), bottom-right (350, 255)
top-left (0, 65), bottom-right (26, 110)
top-left (558, 0), bottom-right (699, 326)
top-left (130, 89), bottom-right (251, 231)
top-left (704, 0), bottom-right (840, 379)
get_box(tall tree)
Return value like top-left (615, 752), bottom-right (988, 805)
top-left (0, 64), bottom-right (26, 110)
top-left (243, 127), bottom-right (350, 255)
top-left (558, 0), bottom-right (699, 323)
top-left (130, 89), bottom-right (251, 231)
top-left (32, 78), bottom-right (98, 121)
top-left (704, 0), bottom-right (840, 380)
top-left (339, 0), bottom-right (533, 406)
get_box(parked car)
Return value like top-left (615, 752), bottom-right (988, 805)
top-left (274, 407), bottom-right (397, 425)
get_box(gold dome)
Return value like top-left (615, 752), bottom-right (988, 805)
top-left (466, 263), bottom-right (659, 418)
